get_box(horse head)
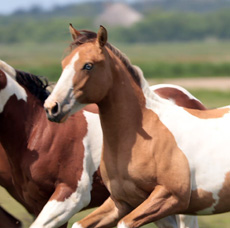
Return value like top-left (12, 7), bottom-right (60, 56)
top-left (44, 25), bottom-right (111, 122)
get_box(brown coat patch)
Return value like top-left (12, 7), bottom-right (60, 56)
top-left (184, 107), bottom-right (230, 119)
top-left (155, 87), bottom-right (206, 110)
top-left (185, 189), bottom-right (216, 214)
top-left (0, 91), bottom-right (104, 214)
top-left (214, 172), bottom-right (230, 213)
top-left (83, 103), bottom-right (99, 114)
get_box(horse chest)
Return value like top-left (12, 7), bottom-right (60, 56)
top-left (101, 154), bottom-right (156, 208)
top-left (107, 178), bottom-right (149, 208)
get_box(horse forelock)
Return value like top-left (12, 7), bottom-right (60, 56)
top-left (15, 70), bottom-right (50, 103)
top-left (70, 30), bottom-right (141, 87)
top-left (70, 30), bottom-right (97, 49)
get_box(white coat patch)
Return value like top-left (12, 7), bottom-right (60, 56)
top-left (0, 71), bottom-right (27, 113)
top-left (72, 223), bottom-right (83, 228)
top-left (118, 222), bottom-right (130, 228)
top-left (140, 74), bottom-right (230, 214)
top-left (31, 110), bottom-right (102, 228)
top-left (0, 60), bottom-right (16, 79)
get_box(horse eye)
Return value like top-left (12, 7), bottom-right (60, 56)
top-left (83, 63), bottom-right (93, 71)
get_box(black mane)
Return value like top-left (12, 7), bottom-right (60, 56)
top-left (15, 70), bottom-right (50, 102)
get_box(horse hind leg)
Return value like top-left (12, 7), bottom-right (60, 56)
top-left (155, 215), bottom-right (199, 228)
top-left (154, 215), bottom-right (178, 228)
top-left (0, 206), bottom-right (22, 228)
top-left (176, 215), bottom-right (199, 228)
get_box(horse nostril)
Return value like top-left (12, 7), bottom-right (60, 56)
top-left (51, 102), bottom-right (60, 115)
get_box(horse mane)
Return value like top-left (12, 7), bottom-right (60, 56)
top-left (71, 30), bottom-right (141, 87)
top-left (15, 70), bottom-right (50, 102)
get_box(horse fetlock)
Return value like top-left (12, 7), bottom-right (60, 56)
top-left (117, 221), bottom-right (130, 228)
top-left (72, 222), bottom-right (83, 228)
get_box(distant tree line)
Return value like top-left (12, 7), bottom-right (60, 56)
top-left (1, 7), bottom-right (230, 43)
top-left (110, 9), bottom-right (230, 43)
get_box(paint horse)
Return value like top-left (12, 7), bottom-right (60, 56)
top-left (44, 25), bottom-right (230, 228)
top-left (0, 60), bottom-right (108, 228)
top-left (0, 60), bottom-right (205, 228)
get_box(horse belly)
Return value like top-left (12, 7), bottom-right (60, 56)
top-left (186, 167), bottom-right (230, 214)
top-left (186, 189), bottom-right (230, 215)
top-left (161, 112), bottom-right (230, 214)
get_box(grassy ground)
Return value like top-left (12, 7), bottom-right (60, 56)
top-left (0, 186), bottom-right (229, 228)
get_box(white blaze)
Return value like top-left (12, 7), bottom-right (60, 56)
top-left (45, 52), bottom-right (86, 114)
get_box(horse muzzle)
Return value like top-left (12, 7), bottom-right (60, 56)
top-left (44, 101), bottom-right (69, 123)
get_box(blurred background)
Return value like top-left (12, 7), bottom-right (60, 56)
top-left (0, 0), bottom-right (230, 227)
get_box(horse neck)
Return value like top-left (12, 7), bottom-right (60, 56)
top-left (0, 86), bottom-right (45, 158)
top-left (98, 51), bottom-right (150, 148)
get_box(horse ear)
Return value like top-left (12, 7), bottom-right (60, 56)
top-left (97, 25), bottom-right (107, 48)
top-left (69, 23), bottom-right (81, 41)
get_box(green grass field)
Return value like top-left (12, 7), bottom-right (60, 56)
top-left (0, 40), bottom-right (230, 227)
top-left (2, 40), bottom-right (230, 80)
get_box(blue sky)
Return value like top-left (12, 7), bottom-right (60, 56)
top-left (0, 0), bottom-right (136, 15)
top-left (0, 0), bottom-right (89, 14)
top-left (0, 0), bottom-right (95, 14)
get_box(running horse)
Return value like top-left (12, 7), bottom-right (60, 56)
top-left (0, 60), bottom-right (205, 228)
top-left (44, 25), bottom-right (230, 228)
top-left (0, 60), bottom-right (108, 228)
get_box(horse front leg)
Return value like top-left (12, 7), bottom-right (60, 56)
top-left (72, 196), bottom-right (132, 228)
top-left (117, 185), bottom-right (190, 228)
top-left (30, 183), bottom-right (88, 228)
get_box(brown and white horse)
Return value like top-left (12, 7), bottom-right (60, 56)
top-left (0, 59), bottom-right (205, 228)
top-left (0, 60), bottom-right (108, 228)
top-left (44, 25), bottom-right (230, 228)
